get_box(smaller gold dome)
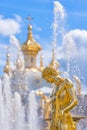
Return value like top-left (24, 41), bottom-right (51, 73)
top-left (21, 25), bottom-right (42, 56)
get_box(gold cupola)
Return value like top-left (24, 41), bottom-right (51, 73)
top-left (21, 25), bottom-right (42, 69)
top-left (4, 53), bottom-right (11, 75)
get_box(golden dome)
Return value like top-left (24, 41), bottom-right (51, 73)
top-left (21, 25), bottom-right (42, 56)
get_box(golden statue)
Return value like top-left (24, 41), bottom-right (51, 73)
top-left (42, 66), bottom-right (78, 130)
top-left (36, 90), bottom-right (51, 130)
top-left (36, 90), bottom-right (51, 120)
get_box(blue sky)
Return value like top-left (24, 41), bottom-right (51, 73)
top-left (0, 0), bottom-right (87, 39)
top-left (0, 0), bottom-right (87, 42)
top-left (0, 0), bottom-right (87, 89)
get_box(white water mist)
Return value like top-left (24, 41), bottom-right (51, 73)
top-left (28, 91), bottom-right (39, 130)
top-left (52, 1), bottom-right (65, 45)
top-left (52, 1), bottom-right (66, 62)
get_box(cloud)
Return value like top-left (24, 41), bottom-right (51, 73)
top-left (62, 29), bottom-right (87, 59)
top-left (40, 29), bottom-right (87, 64)
top-left (0, 14), bottom-right (22, 36)
top-left (14, 14), bottom-right (22, 22)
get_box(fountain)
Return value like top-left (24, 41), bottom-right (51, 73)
top-left (0, 77), bottom-right (5, 130)
top-left (0, 75), bottom-right (39, 130)
top-left (28, 91), bottom-right (39, 130)
top-left (0, 1), bottom-right (87, 130)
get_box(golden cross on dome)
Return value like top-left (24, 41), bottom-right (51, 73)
top-left (26, 16), bottom-right (33, 24)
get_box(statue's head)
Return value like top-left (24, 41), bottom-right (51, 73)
top-left (42, 66), bottom-right (58, 83)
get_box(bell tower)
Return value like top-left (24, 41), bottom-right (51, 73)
top-left (21, 25), bottom-right (42, 69)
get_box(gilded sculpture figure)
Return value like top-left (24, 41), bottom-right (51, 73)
top-left (42, 66), bottom-right (78, 130)
top-left (36, 90), bottom-right (51, 120)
